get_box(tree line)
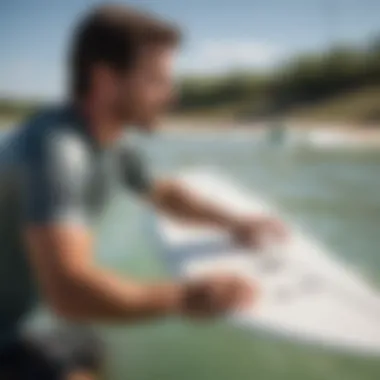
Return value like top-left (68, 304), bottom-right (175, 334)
top-left (176, 36), bottom-right (380, 119)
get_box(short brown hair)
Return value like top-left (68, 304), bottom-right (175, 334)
top-left (69, 4), bottom-right (181, 98)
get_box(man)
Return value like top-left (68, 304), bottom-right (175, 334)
top-left (0, 5), bottom-right (284, 379)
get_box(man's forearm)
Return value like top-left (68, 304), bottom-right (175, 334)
top-left (26, 226), bottom-right (185, 323)
top-left (151, 179), bottom-right (238, 228)
top-left (50, 266), bottom-right (183, 322)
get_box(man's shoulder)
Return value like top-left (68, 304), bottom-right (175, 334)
top-left (21, 106), bottom-right (87, 149)
top-left (20, 105), bottom-right (67, 131)
top-left (20, 105), bottom-right (77, 139)
top-left (17, 106), bottom-right (93, 173)
top-left (0, 106), bottom-right (68, 164)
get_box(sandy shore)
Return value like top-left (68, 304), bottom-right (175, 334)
top-left (158, 118), bottom-right (380, 146)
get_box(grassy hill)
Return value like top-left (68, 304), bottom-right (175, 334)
top-left (288, 85), bottom-right (380, 125)
top-left (169, 85), bottom-right (380, 127)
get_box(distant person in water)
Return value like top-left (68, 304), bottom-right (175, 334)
top-left (268, 119), bottom-right (287, 145)
top-left (0, 5), bottom-right (285, 379)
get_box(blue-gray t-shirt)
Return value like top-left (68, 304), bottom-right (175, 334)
top-left (0, 105), bottom-right (152, 347)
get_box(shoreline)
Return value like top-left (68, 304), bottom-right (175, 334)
top-left (158, 119), bottom-right (380, 145)
top-left (2, 117), bottom-right (380, 146)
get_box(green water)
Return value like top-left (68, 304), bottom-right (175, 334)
top-left (91, 131), bottom-right (380, 380)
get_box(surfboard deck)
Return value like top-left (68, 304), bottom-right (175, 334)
top-left (152, 169), bottom-right (380, 356)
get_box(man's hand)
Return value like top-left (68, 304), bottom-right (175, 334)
top-left (230, 216), bottom-right (287, 248)
top-left (180, 274), bottom-right (258, 318)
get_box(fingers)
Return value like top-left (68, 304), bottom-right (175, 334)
top-left (206, 275), bottom-right (252, 313)
top-left (233, 217), bottom-right (288, 249)
top-left (182, 274), bottom-right (258, 319)
top-left (269, 218), bottom-right (288, 239)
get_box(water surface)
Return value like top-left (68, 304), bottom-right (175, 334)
top-left (96, 131), bottom-right (380, 380)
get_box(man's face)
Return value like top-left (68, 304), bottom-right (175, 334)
top-left (115, 45), bottom-right (177, 129)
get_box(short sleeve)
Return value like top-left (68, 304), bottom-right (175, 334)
top-left (117, 147), bottom-right (153, 195)
top-left (22, 129), bottom-right (91, 226)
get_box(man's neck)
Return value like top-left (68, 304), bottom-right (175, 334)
top-left (77, 101), bottom-right (128, 147)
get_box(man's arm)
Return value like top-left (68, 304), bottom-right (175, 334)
top-left (147, 179), bottom-right (286, 246)
top-left (119, 145), bottom-right (285, 246)
top-left (25, 224), bottom-right (254, 321)
top-left (25, 225), bottom-right (182, 322)
top-left (148, 178), bottom-right (239, 228)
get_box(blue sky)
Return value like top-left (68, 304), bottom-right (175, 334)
top-left (1, 0), bottom-right (379, 99)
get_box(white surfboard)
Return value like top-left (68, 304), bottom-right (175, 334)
top-left (152, 169), bottom-right (380, 356)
